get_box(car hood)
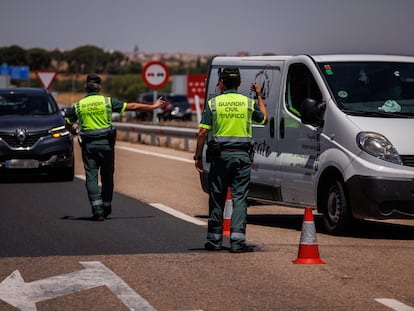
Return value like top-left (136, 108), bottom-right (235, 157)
top-left (0, 113), bottom-right (65, 132)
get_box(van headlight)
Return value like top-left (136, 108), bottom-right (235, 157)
top-left (49, 126), bottom-right (70, 138)
top-left (357, 132), bottom-right (402, 165)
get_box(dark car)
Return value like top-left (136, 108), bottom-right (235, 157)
top-left (0, 88), bottom-right (74, 181)
top-left (162, 94), bottom-right (192, 121)
top-left (136, 92), bottom-right (167, 121)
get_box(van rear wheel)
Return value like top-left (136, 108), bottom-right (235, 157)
top-left (323, 179), bottom-right (352, 234)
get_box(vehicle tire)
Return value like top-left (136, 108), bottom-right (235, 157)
top-left (55, 165), bottom-right (74, 182)
top-left (59, 155), bottom-right (75, 182)
top-left (322, 179), bottom-right (353, 235)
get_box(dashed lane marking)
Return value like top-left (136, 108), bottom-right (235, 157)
top-left (150, 203), bottom-right (206, 226)
top-left (116, 145), bottom-right (193, 163)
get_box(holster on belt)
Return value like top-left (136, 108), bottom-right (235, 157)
top-left (206, 140), bottom-right (221, 163)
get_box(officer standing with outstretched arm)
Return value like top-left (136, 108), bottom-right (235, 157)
top-left (65, 74), bottom-right (165, 221)
top-left (194, 67), bottom-right (268, 253)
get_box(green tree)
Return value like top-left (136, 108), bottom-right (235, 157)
top-left (0, 45), bottom-right (27, 65)
top-left (49, 49), bottom-right (65, 71)
top-left (65, 45), bottom-right (108, 74)
top-left (103, 74), bottom-right (144, 102)
top-left (27, 48), bottom-right (51, 70)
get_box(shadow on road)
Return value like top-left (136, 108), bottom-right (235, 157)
top-left (246, 213), bottom-right (414, 240)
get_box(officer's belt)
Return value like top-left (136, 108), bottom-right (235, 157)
top-left (221, 146), bottom-right (250, 152)
top-left (80, 127), bottom-right (112, 141)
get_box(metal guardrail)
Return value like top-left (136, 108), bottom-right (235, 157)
top-left (113, 122), bottom-right (198, 152)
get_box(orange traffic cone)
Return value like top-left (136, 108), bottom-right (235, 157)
top-left (293, 206), bottom-right (325, 264)
top-left (222, 187), bottom-right (232, 237)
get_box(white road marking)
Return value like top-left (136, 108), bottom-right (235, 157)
top-left (150, 203), bottom-right (206, 226)
top-left (76, 146), bottom-right (204, 226)
top-left (0, 261), bottom-right (156, 311)
top-left (74, 175), bottom-right (205, 226)
top-left (116, 145), bottom-right (193, 163)
top-left (375, 298), bottom-right (414, 311)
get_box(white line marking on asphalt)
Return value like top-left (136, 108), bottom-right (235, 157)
top-left (375, 298), bottom-right (414, 311)
top-left (150, 203), bottom-right (206, 226)
top-left (0, 261), bottom-right (156, 311)
top-left (116, 145), bottom-right (193, 163)
top-left (74, 176), bottom-right (205, 226)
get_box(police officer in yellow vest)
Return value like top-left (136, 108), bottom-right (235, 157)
top-left (66, 74), bottom-right (165, 221)
top-left (194, 67), bottom-right (268, 252)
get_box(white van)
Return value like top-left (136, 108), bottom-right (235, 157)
top-left (199, 54), bottom-right (414, 234)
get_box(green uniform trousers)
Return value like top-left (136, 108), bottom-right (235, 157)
top-left (81, 138), bottom-right (114, 217)
top-left (207, 150), bottom-right (252, 249)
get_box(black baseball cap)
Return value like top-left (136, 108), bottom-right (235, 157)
top-left (219, 67), bottom-right (240, 80)
top-left (86, 74), bottom-right (101, 85)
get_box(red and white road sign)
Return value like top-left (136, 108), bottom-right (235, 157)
top-left (187, 74), bottom-right (207, 112)
top-left (35, 71), bottom-right (57, 89)
top-left (142, 61), bottom-right (169, 89)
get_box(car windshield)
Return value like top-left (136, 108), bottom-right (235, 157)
top-left (0, 93), bottom-right (58, 116)
top-left (168, 95), bottom-right (189, 108)
top-left (318, 61), bottom-right (414, 117)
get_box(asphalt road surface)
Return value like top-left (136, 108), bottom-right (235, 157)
top-left (0, 141), bottom-right (413, 311)
top-left (0, 180), bottom-right (206, 258)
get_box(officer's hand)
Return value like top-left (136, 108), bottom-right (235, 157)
top-left (69, 123), bottom-right (79, 135)
top-left (251, 83), bottom-right (262, 96)
top-left (153, 97), bottom-right (165, 109)
top-left (195, 159), bottom-right (203, 173)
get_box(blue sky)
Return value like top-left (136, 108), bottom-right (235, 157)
top-left (1, 0), bottom-right (414, 56)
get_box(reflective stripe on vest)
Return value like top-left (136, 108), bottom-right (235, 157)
top-left (75, 95), bottom-right (112, 132)
top-left (209, 94), bottom-right (254, 143)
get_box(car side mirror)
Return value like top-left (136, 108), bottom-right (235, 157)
top-left (300, 98), bottom-right (326, 127)
top-left (61, 107), bottom-right (74, 118)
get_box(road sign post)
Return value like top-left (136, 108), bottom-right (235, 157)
top-left (142, 61), bottom-right (170, 123)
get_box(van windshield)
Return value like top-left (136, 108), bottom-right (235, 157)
top-left (318, 62), bottom-right (414, 117)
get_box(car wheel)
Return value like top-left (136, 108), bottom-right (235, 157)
top-left (322, 179), bottom-right (353, 234)
top-left (57, 156), bottom-right (75, 182)
top-left (62, 165), bottom-right (74, 181)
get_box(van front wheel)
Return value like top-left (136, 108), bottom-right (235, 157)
top-left (323, 179), bottom-right (352, 234)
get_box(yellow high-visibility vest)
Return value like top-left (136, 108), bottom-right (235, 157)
top-left (208, 92), bottom-right (254, 143)
top-left (75, 95), bottom-right (112, 132)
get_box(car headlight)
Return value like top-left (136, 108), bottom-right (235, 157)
top-left (356, 132), bottom-right (402, 165)
top-left (49, 126), bottom-right (70, 138)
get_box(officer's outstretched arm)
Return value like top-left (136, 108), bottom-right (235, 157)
top-left (125, 97), bottom-right (165, 111)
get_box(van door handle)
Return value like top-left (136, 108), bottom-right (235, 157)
top-left (280, 117), bottom-right (285, 139)
top-left (270, 117), bottom-right (275, 138)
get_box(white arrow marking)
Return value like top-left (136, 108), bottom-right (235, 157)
top-left (375, 298), bottom-right (414, 311)
top-left (0, 261), bottom-right (156, 311)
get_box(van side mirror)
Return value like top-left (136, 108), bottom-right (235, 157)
top-left (300, 98), bottom-right (326, 127)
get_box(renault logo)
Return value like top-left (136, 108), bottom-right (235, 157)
top-left (15, 128), bottom-right (27, 144)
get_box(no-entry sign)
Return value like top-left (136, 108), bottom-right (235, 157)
top-left (142, 61), bottom-right (169, 89)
